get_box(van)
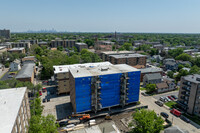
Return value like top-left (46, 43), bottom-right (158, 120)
top-left (170, 109), bottom-right (181, 117)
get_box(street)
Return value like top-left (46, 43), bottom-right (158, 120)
top-left (140, 91), bottom-right (200, 133)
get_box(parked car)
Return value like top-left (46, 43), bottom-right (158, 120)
top-left (8, 75), bottom-right (13, 78)
top-left (141, 92), bottom-right (148, 96)
top-left (170, 109), bottom-right (181, 117)
top-left (42, 98), bottom-right (46, 103)
top-left (47, 98), bottom-right (50, 102)
top-left (160, 97), bottom-right (167, 102)
top-left (168, 96), bottom-right (175, 101)
top-left (180, 115), bottom-right (190, 123)
top-left (59, 121), bottom-right (68, 127)
top-left (42, 88), bottom-right (46, 92)
top-left (155, 100), bottom-right (163, 107)
top-left (39, 91), bottom-right (42, 96)
top-left (165, 97), bottom-right (171, 102)
top-left (160, 112), bottom-right (169, 119)
top-left (171, 95), bottom-right (178, 99)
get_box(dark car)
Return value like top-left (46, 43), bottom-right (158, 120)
top-left (47, 98), bottom-right (50, 102)
top-left (59, 121), bottom-right (68, 127)
top-left (155, 100), bottom-right (163, 107)
top-left (42, 98), bottom-right (46, 103)
top-left (171, 95), bottom-right (178, 99)
top-left (180, 115), bottom-right (190, 123)
top-left (160, 112), bottom-right (169, 119)
top-left (141, 92), bottom-right (148, 96)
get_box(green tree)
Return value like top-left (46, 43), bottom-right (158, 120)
top-left (129, 109), bottom-right (164, 133)
top-left (122, 43), bottom-right (133, 51)
top-left (167, 71), bottom-right (174, 78)
top-left (168, 48), bottom-right (183, 58)
top-left (175, 53), bottom-right (192, 61)
top-left (146, 84), bottom-right (156, 93)
top-left (175, 69), bottom-right (189, 81)
top-left (178, 64), bottom-right (184, 71)
top-left (30, 98), bottom-right (44, 116)
top-left (149, 48), bottom-right (159, 56)
top-left (189, 65), bottom-right (200, 74)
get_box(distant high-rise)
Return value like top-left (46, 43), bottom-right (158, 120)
top-left (0, 29), bottom-right (10, 39)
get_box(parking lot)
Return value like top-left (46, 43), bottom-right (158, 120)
top-left (41, 86), bottom-right (73, 120)
top-left (153, 90), bottom-right (179, 101)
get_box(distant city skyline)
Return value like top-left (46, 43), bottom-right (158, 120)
top-left (1, 0), bottom-right (200, 33)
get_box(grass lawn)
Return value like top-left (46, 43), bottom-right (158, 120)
top-left (165, 101), bottom-right (177, 108)
top-left (140, 87), bottom-right (146, 90)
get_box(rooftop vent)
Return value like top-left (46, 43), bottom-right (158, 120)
top-left (196, 78), bottom-right (200, 82)
top-left (101, 67), bottom-right (109, 71)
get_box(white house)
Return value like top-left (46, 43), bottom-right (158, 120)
top-left (10, 59), bottom-right (21, 72)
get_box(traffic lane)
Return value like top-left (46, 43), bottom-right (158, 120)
top-left (153, 91), bottom-right (179, 101)
top-left (140, 94), bottom-right (199, 133)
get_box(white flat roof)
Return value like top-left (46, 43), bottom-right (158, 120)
top-left (8, 47), bottom-right (25, 51)
top-left (53, 62), bottom-right (112, 74)
top-left (70, 64), bottom-right (140, 78)
top-left (0, 87), bottom-right (27, 133)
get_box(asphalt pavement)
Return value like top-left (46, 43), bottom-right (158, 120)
top-left (140, 91), bottom-right (200, 133)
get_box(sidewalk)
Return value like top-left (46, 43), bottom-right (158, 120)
top-left (0, 68), bottom-right (8, 79)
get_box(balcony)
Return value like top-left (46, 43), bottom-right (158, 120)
top-left (182, 86), bottom-right (190, 91)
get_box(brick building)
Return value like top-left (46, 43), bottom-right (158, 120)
top-left (75, 43), bottom-right (88, 52)
top-left (51, 40), bottom-right (76, 48)
top-left (109, 53), bottom-right (147, 68)
top-left (8, 47), bottom-right (26, 54)
top-left (0, 29), bottom-right (10, 39)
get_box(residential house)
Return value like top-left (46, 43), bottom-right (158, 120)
top-left (139, 67), bottom-right (163, 82)
top-left (143, 73), bottom-right (162, 87)
top-left (177, 60), bottom-right (192, 67)
top-left (152, 55), bottom-right (163, 63)
top-left (164, 59), bottom-right (178, 71)
top-left (163, 77), bottom-right (176, 92)
top-left (10, 59), bottom-right (21, 72)
top-left (156, 82), bottom-right (169, 93)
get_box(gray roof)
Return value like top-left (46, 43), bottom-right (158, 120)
top-left (165, 61), bottom-right (177, 66)
top-left (145, 73), bottom-right (162, 80)
top-left (16, 63), bottom-right (35, 79)
top-left (110, 53), bottom-right (146, 59)
top-left (183, 74), bottom-right (200, 84)
top-left (164, 126), bottom-right (189, 133)
top-left (140, 67), bottom-right (163, 73)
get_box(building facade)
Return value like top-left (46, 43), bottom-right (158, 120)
top-left (51, 40), bottom-right (76, 48)
top-left (0, 29), bottom-right (10, 39)
top-left (12, 42), bottom-right (31, 49)
top-left (0, 87), bottom-right (30, 133)
top-left (0, 46), bottom-right (7, 55)
top-left (143, 73), bottom-right (162, 87)
top-left (69, 64), bottom-right (140, 113)
top-left (109, 54), bottom-right (147, 68)
top-left (8, 47), bottom-right (26, 54)
top-left (53, 62), bottom-right (112, 95)
top-left (75, 43), bottom-right (88, 52)
top-left (178, 74), bottom-right (200, 116)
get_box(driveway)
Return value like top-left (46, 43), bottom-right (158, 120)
top-left (140, 91), bottom-right (200, 133)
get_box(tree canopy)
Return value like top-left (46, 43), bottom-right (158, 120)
top-left (129, 109), bottom-right (164, 133)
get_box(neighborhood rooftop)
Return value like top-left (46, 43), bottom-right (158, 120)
top-left (0, 87), bottom-right (27, 133)
top-left (140, 67), bottom-right (163, 73)
top-left (145, 73), bottom-right (162, 80)
top-left (8, 47), bottom-right (25, 51)
top-left (15, 63), bottom-right (35, 78)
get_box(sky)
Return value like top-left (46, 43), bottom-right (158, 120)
top-left (0, 0), bottom-right (200, 33)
